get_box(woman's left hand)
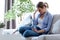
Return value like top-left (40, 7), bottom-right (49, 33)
top-left (34, 29), bottom-right (45, 33)
top-left (34, 29), bottom-right (40, 33)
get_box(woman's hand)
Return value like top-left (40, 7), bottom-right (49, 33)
top-left (32, 28), bottom-right (45, 33)
top-left (34, 9), bottom-right (38, 14)
top-left (33, 29), bottom-right (40, 33)
top-left (36, 30), bottom-right (45, 33)
top-left (32, 28), bottom-right (39, 33)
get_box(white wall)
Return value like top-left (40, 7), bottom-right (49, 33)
top-left (0, 0), bottom-right (5, 23)
top-left (31, 0), bottom-right (60, 15)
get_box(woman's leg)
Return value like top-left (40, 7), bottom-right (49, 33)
top-left (23, 30), bottom-right (42, 37)
top-left (19, 26), bottom-right (32, 35)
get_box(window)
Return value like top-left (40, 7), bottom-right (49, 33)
top-left (5, 0), bottom-right (16, 29)
top-left (0, 0), bottom-right (5, 23)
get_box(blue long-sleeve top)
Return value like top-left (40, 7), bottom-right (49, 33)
top-left (32, 11), bottom-right (53, 32)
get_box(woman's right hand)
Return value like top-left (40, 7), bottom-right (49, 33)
top-left (32, 26), bottom-right (36, 31)
top-left (32, 28), bottom-right (36, 31)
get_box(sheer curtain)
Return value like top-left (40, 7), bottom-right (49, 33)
top-left (0, 0), bottom-right (5, 23)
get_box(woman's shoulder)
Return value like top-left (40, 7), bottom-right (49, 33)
top-left (47, 11), bottom-right (53, 17)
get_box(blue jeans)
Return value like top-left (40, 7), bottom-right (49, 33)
top-left (19, 25), bottom-right (42, 37)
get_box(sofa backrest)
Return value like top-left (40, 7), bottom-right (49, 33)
top-left (49, 14), bottom-right (60, 33)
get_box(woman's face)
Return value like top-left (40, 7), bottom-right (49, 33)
top-left (37, 6), bottom-right (46, 14)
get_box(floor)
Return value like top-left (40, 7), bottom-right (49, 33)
top-left (0, 29), bottom-right (26, 40)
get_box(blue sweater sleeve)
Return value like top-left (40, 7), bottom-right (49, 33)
top-left (43, 15), bottom-right (53, 32)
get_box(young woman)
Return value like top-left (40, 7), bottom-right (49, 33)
top-left (13, 2), bottom-right (53, 38)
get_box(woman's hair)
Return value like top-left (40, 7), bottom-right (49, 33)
top-left (44, 2), bottom-right (49, 8)
top-left (37, 2), bottom-right (49, 8)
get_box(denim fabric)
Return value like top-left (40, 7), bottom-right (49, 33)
top-left (19, 26), bottom-right (42, 37)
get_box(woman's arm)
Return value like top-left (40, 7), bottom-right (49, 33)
top-left (34, 14), bottom-right (53, 33)
top-left (33, 10), bottom-right (38, 19)
top-left (33, 29), bottom-right (45, 33)
top-left (37, 30), bottom-right (45, 33)
top-left (32, 9), bottom-right (39, 25)
top-left (42, 14), bottom-right (53, 32)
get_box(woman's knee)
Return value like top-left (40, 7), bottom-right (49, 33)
top-left (23, 30), bottom-right (40, 37)
top-left (23, 30), bottom-right (31, 37)
top-left (19, 27), bottom-right (25, 33)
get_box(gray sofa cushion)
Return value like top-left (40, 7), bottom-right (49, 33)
top-left (51, 20), bottom-right (60, 34)
top-left (32, 35), bottom-right (45, 40)
top-left (0, 34), bottom-right (25, 40)
top-left (49, 14), bottom-right (60, 33)
top-left (45, 34), bottom-right (60, 40)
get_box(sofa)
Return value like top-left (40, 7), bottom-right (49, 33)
top-left (30, 14), bottom-right (60, 40)
top-left (0, 14), bottom-right (60, 40)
